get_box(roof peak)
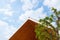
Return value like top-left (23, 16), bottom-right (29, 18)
top-left (27, 17), bottom-right (40, 24)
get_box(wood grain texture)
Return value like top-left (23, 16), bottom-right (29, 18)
top-left (9, 19), bottom-right (38, 40)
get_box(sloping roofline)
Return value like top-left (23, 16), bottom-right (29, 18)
top-left (9, 17), bottom-right (40, 39)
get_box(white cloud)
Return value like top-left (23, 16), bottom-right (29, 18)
top-left (0, 20), bottom-right (17, 40)
top-left (19, 7), bottom-right (47, 21)
top-left (20, 0), bottom-right (46, 21)
top-left (21, 0), bottom-right (39, 11)
top-left (22, 2), bottom-right (33, 11)
top-left (9, 0), bottom-right (16, 3)
top-left (0, 4), bottom-right (14, 16)
top-left (43, 0), bottom-right (60, 10)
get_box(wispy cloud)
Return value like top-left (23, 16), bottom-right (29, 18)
top-left (19, 0), bottom-right (46, 21)
top-left (43, 0), bottom-right (60, 11)
top-left (0, 0), bottom-right (17, 40)
top-left (21, 0), bottom-right (40, 11)
top-left (19, 7), bottom-right (46, 21)
top-left (9, 0), bottom-right (16, 3)
top-left (0, 4), bottom-right (14, 16)
top-left (0, 20), bottom-right (17, 40)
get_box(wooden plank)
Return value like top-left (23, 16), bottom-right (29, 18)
top-left (9, 19), bottom-right (38, 40)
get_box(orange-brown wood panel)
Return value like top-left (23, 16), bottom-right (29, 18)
top-left (9, 19), bottom-right (38, 40)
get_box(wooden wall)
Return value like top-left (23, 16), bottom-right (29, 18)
top-left (9, 19), bottom-right (37, 40)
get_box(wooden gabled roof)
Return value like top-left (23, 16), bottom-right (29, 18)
top-left (9, 19), bottom-right (38, 40)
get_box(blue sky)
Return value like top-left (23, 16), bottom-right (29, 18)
top-left (0, 0), bottom-right (60, 40)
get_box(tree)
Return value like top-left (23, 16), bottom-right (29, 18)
top-left (35, 8), bottom-right (60, 40)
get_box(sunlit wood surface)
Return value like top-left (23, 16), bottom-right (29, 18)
top-left (9, 19), bottom-right (37, 40)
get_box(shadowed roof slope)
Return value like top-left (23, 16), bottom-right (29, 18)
top-left (9, 19), bottom-right (38, 40)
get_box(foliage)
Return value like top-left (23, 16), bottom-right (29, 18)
top-left (35, 8), bottom-right (60, 40)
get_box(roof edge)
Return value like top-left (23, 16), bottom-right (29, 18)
top-left (28, 17), bottom-right (40, 24)
top-left (9, 17), bottom-right (40, 39)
